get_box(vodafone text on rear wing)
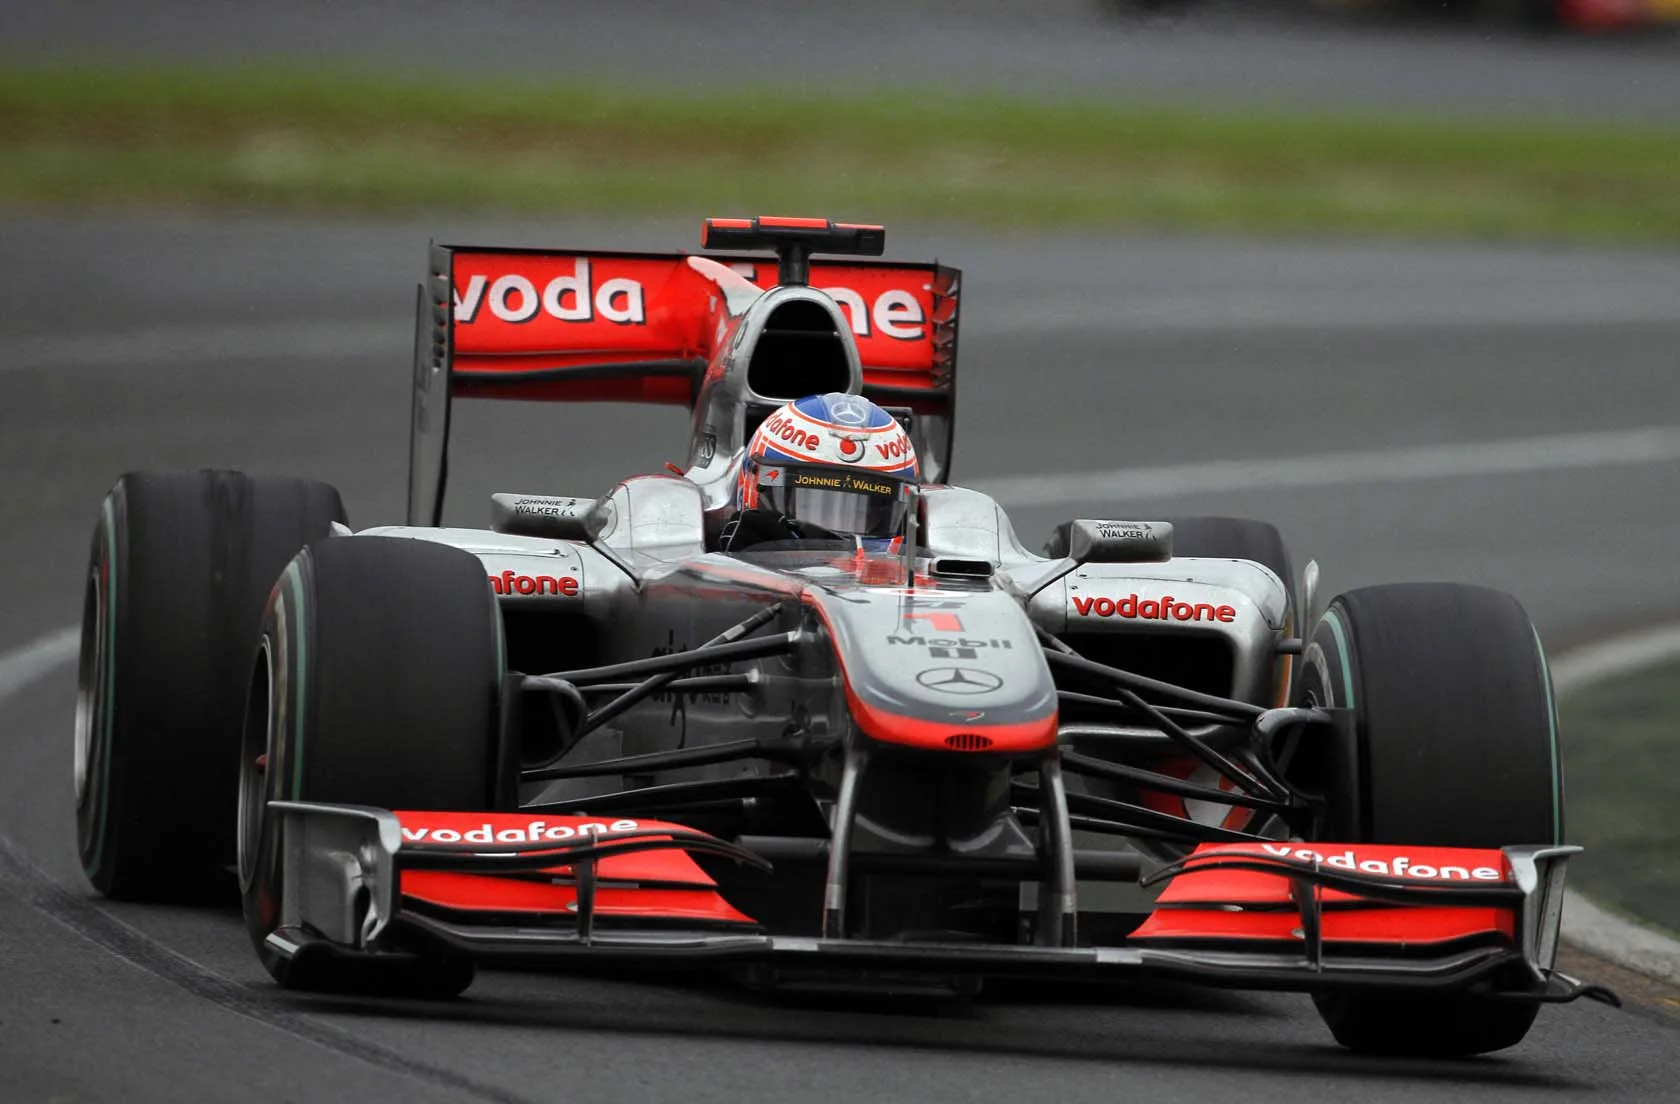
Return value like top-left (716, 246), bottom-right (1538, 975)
top-left (408, 234), bottom-right (960, 525)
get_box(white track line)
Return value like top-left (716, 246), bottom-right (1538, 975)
top-left (970, 282), bottom-right (1680, 336)
top-left (1551, 623), bottom-right (1680, 697)
top-left (1564, 896), bottom-right (1680, 986)
top-left (0, 321), bottom-right (403, 373)
top-left (974, 425), bottom-right (1680, 508)
top-left (0, 626), bottom-right (79, 701)
top-left (4, 590), bottom-right (1680, 983)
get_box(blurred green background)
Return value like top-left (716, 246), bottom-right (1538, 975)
top-left (5, 0), bottom-right (1680, 244)
top-left (5, 63), bottom-right (1679, 242)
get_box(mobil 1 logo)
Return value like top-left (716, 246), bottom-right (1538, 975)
top-left (886, 633), bottom-right (1014, 661)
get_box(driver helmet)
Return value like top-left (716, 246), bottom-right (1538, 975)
top-left (737, 392), bottom-right (919, 544)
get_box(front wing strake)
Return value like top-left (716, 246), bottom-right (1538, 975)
top-left (264, 801), bottom-right (1613, 1005)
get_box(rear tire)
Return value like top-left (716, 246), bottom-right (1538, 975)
top-left (1294, 583), bottom-right (1561, 1056)
top-left (240, 536), bottom-right (503, 996)
top-left (75, 471), bottom-right (345, 901)
top-left (1162, 516), bottom-right (1295, 609)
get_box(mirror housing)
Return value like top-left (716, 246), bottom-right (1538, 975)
top-left (1053, 519), bottom-right (1174, 564)
top-left (489, 493), bottom-right (597, 542)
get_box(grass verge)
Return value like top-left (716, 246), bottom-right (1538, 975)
top-left (3, 63), bottom-right (1680, 241)
top-left (1562, 659), bottom-right (1680, 939)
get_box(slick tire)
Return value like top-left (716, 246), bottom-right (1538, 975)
top-left (240, 536), bottom-right (503, 997)
top-left (75, 471), bottom-right (346, 902)
top-left (1293, 583), bottom-right (1561, 1057)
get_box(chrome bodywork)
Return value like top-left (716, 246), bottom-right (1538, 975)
top-left (359, 478), bottom-right (1289, 763)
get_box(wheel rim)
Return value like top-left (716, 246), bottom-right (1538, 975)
top-left (237, 638), bottom-right (276, 891)
top-left (73, 567), bottom-right (105, 808)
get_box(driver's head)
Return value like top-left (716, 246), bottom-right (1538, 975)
top-left (737, 393), bottom-right (919, 542)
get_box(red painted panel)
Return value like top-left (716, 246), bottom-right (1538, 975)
top-left (446, 248), bottom-right (952, 395)
top-left (401, 871), bottom-right (755, 925)
top-left (1155, 842), bottom-right (1511, 906)
top-left (1131, 905), bottom-right (1516, 944)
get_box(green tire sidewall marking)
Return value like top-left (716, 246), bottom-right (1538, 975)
top-left (284, 559), bottom-right (308, 801)
top-left (493, 588), bottom-right (506, 683)
top-left (87, 494), bottom-right (119, 875)
top-left (1531, 627), bottom-right (1563, 845)
top-left (1321, 605), bottom-right (1355, 709)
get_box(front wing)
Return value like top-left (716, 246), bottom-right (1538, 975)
top-left (263, 802), bottom-right (1606, 1003)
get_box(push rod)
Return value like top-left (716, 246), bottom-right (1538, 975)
top-left (1057, 690), bottom-right (1250, 728)
top-left (578, 675), bottom-right (754, 696)
top-left (522, 737), bottom-right (788, 783)
top-left (1059, 749), bottom-right (1292, 813)
top-left (1042, 647), bottom-right (1265, 719)
top-left (533, 629), bottom-right (797, 686)
top-left (1014, 779), bottom-right (1269, 844)
top-left (582, 604), bottom-right (783, 732)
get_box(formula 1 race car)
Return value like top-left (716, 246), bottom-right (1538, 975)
top-left (73, 217), bottom-right (1611, 1057)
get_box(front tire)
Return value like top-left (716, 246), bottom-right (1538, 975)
top-left (75, 471), bottom-right (345, 901)
top-left (240, 536), bottom-right (504, 995)
top-left (1294, 583), bottom-right (1561, 1056)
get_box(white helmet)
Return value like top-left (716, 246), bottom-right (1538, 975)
top-left (736, 392), bottom-right (918, 542)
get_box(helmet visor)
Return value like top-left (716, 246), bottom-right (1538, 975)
top-left (756, 464), bottom-right (909, 540)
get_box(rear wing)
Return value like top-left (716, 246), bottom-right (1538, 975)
top-left (409, 241), bottom-right (960, 525)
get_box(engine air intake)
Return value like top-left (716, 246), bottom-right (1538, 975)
top-left (746, 299), bottom-right (852, 400)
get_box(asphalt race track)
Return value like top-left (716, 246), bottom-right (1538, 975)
top-left (1, 213), bottom-right (1679, 1102)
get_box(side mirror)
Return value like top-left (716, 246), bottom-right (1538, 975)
top-left (489, 493), bottom-right (597, 542)
top-left (1048, 519), bottom-right (1174, 564)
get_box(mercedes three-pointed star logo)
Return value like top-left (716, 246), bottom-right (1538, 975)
top-left (915, 667), bottom-right (1004, 695)
top-left (827, 395), bottom-right (871, 426)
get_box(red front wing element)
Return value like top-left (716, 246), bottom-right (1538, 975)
top-left (394, 812), bottom-right (757, 927)
top-left (1134, 842), bottom-right (1519, 947)
top-left (266, 801), bottom-right (1603, 1007)
top-left (391, 821), bottom-right (1527, 950)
